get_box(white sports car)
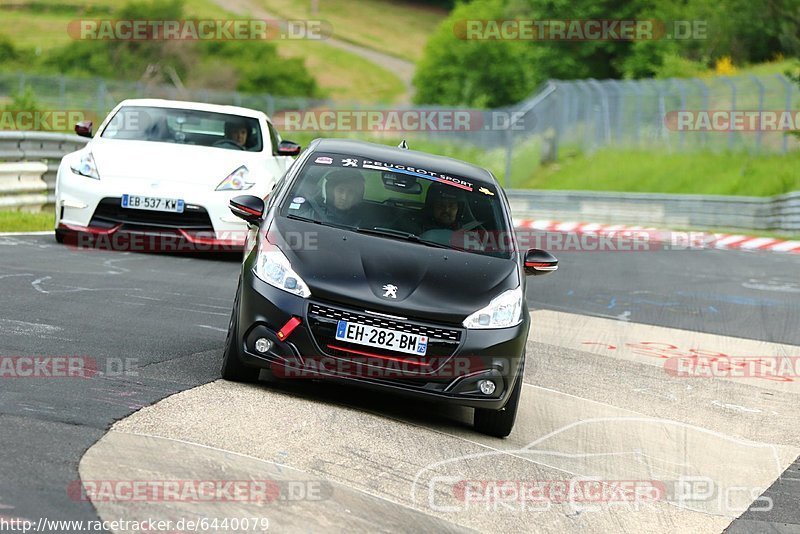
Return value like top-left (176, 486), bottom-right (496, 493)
top-left (54, 98), bottom-right (300, 251)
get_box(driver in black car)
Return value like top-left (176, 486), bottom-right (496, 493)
top-left (422, 184), bottom-right (467, 232)
top-left (223, 121), bottom-right (249, 148)
top-left (322, 169), bottom-right (366, 226)
top-left (420, 183), bottom-right (486, 250)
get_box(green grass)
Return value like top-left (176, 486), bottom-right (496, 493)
top-left (271, 39), bottom-right (405, 103)
top-left (256, 0), bottom-right (447, 62)
top-left (519, 148), bottom-right (800, 196)
top-left (0, 0), bottom-right (231, 50)
top-left (0, 209), bottom-right (54, 232)
top-left (714, 58), bottom-right (798, 78)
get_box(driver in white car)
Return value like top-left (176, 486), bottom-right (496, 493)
top-left (224, 120), bottom-right (249, 148)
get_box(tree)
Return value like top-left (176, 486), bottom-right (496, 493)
top-left (414, 0), bottom-right (800, 107)
top-left (413, 0), bottom-right (539, 108)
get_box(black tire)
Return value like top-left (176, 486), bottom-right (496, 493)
top-left (55, 230), bottom-right (65, 244)
top-left (221, 278), bottom-right (260, 382)
top-left (473, 360), bottom-right (525, 438)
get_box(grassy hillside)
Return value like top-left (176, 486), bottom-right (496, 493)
top-left (520, 148), bottom-right (800, 197)
top-left (0, 0), bottom-right (417, 103)
top-left (256, 0), bottom-right (447, 62)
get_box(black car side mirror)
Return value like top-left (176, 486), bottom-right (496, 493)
top-left (277, 140), bottom-right (301, 156)
top-left (75, 121), bottom-right (93, 138)
top-left (524, 249), bottom-right (558, 276)
top-left (229, 195), bottom-right (265, 224)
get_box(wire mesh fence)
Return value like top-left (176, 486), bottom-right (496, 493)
top-left (1, 70), bottom-right (798, 187)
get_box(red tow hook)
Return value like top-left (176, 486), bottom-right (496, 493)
top-left (277, 317), bottom-right (302, 341)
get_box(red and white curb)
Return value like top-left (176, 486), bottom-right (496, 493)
top-left (515, 220), bottom-right (800, 254)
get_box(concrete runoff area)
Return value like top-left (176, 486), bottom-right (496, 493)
top-left (80, 311), bottom-right (800, 533)
top-left (1, 234), bottom-right (799, 531)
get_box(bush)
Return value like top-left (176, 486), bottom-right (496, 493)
top-left (3, 85), bottom-right (39, 113)
top-left (44, 0), bottom-right (319, 97)
top-left (200, 41), bottom-right (319, 98)
top-left (0, 34), bottom-right (17, 63)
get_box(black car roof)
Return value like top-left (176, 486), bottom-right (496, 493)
top-left (308, 138), bottom-right (498, 186)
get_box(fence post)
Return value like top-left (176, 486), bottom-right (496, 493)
top-left (559, 82), bottom-right (569, 148)
top-left (749, 75), bottom-right (765, 153)
top-left (719, 76), bottom-right (737, 150)
top-left (654, 81), bottom-right (666, 144)
top-left (96, 80), bottom-right (107, 122)
top-left (58, 75), bottom-right (66, 109)
top-left (612, 80), bottom-right (625, 145)
top-left (576, 80), bottom-right (592, 152)
top-left (674, 78), bottom-right (687, 150)
top-left (627, 80), bottom-right (641, 146)
top-left (588, 79), bottom-right (610, 146)
top-left (503, 126), bottom-right (514, 189)
top-left (776, 74), bottom-right (793, 154)
top-left (691, 78), bottom-right (709, 149)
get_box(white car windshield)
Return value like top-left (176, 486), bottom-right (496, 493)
top-left (100, 106), bottom-right (263, 152)
top-left (281, 152), bottom-right (513, 258)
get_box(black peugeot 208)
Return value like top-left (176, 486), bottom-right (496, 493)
top-left (222, 138), bottom-right (557, 437)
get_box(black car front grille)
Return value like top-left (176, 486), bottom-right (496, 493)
top-left (308, 304), bottom-right (461, 341)
top-left (90, 197), bottom-right (214, 231)
top-left (307, 303), bottom-right (463, 373)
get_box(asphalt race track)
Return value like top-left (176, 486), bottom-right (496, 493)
top-left (1, 233), bottom-right (799, 533)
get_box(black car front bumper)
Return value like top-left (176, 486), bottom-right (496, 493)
top-left (236, 266), bottom-right (529, 410)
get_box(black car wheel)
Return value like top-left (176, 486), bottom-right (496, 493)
top-left (473, 358), bottom-right (524, 438)
top-left (221, 277), bottom-right (260, 382)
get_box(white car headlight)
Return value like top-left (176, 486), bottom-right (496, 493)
top-left (253, 246), bottom-right (311, 298)
top-left (70, 151), bottom-right (99, 180)
top-left (216, 165), bottom-right (253, 191)
top-left (463, 286), bottom-right (523, 329)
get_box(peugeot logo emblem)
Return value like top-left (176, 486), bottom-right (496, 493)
top-left (382, 284), bottom-right (398, 299)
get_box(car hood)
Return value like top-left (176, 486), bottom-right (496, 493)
top-left (89, 138), bottom-right (267, 188)
top-left (267, 217), bottom-right (520, 324)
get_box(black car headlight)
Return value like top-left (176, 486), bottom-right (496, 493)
top-left (463, 287), bottom-right (523, 329)
top-left (253, 246), bottom-right (311, 298)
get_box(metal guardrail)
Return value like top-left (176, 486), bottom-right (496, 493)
top-left (0, 131), bottom-right (797, 234)
top-left (0, 161), bottom-right (49, 210)
top-left (507, 189), bottom-right (800, 234)
top-left (0, 131), bottom-right (87, 204)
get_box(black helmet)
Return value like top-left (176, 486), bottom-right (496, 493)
top-left (425, 182), bottom-right (467, 211)
top-left (424, 182), bottom-right (470, 228)
top-left (324, 169), bottom-right (365, 204)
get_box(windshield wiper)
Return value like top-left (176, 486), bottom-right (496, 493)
top-left (286, 213), bottom-right (351, 230)
top-left (355, 227), bottom-right (451, 249)
top-left (286, 213), bottom-right (322, 225)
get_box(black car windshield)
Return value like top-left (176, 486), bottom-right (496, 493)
top-left (100, 106), bottom-right (264, 152)
top-left (280, 152), bottom-right (513, 258)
